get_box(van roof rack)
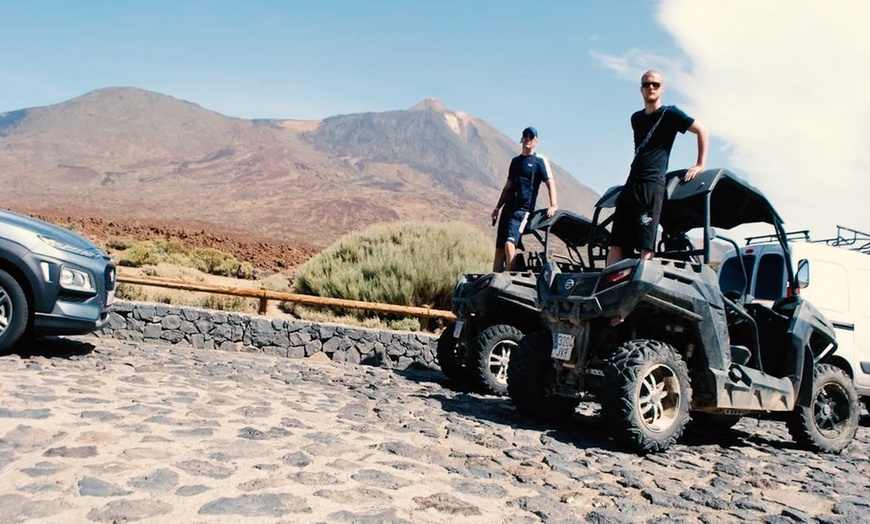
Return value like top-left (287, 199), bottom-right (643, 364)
top-left (812, 225), bottom-right (870, 255)
top-left (745, 230), bottom-right (810, 245)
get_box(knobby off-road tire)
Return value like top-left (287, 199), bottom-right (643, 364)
top-left (0, 269), bottom-right (28, 355)
top-left (507, 331), bottom-right (579, 421)
top-left (473, 324), bottom-right (523, 396)
top-left (436, 323), bottom-right (472, 383)
top-left (786, 364), bottom-right (859, 454)
top-left (602, 339), bottom-right (692, 454)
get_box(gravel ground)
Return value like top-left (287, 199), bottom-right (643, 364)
top-left (0, 336), bottom-right (867, 523)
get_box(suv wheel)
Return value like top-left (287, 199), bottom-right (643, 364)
top-left (786, 364), bottom-right (859, 454)
top-left (602, 339), bottom-right (691, 454)
top-left (473, 324), bottom-right (522, 396)
top-left (437, 323), bottom-right (472, 383)
top-left (507, 331), bottom-right (580, 420)
top-left (0, 269), bottom-right (28, 354)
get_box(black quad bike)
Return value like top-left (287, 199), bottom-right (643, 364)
top-left (437, 208), bottom-right (607, 395)
top-left (508, 168), bottom-right (860, 454)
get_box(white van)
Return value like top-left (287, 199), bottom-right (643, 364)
top-left (718, 227), bottom-right (870, 412)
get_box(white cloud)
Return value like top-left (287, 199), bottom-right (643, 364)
top-left (658, 0), bottom-right (870, 237)
top-left (592, 1), bottom-right (870, 238)
top-left (589, 48), bottom-right (681, 82)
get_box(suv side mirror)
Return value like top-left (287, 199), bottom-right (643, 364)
top-left (796, 259), bottom-right (809, 289)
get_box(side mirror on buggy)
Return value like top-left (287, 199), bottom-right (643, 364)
top-left (796, 259), bottom-right (809, 289)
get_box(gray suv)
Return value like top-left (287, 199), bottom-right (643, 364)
top-left (0, 209), bottom-right (116, 353)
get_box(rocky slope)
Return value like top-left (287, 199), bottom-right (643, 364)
top-left (0, 88), bottom-right (600, 248)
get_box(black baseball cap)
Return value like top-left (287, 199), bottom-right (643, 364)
top-left (522, 126), bottom-right (538, 139)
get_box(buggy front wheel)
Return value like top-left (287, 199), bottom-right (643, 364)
top-left (786, 364), bottom-right (859, 454)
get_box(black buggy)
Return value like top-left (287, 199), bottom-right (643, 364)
top-left (508, 168), bottom-right (860, 454)
top-left (437, 208), bottom-right (606, 395)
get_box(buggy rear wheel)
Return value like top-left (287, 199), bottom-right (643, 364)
top-left (436, 323), bottom-right (472, 384)
top-left (473, 324), bottom-right (523, 396)
top-left (601, 339), bottom-right (691, 454)
top-left (786, 364), bottom-right (858, 454)
top-left (507, 331), bottom-right (579, 420)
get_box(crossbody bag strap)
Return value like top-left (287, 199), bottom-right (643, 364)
top-left (634, 108), bottom-right (667, 157)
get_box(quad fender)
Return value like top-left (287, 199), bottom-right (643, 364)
top-left (778, 296), bottom-right (839, 406)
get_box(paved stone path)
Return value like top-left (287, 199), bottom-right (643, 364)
top-left (0, 336), bottom-right (868, 523)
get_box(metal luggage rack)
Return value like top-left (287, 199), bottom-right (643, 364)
top-left (744, 225), bottom-right (869, 255)
top-left (815, 225), bottom-right (870, 255)
top-left (744, 230), bottom-right (810, 246)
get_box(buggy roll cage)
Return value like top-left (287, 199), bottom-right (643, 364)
top-left (521, 208), bottom-right (603, 268)
top-left (586, 168), bottom-right (795, 285)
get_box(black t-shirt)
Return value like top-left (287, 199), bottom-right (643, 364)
top-left (629, 105), bottom-right (694, 185)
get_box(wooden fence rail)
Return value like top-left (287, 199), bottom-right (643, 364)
top-left (116, 274), bottom-right (457, 322)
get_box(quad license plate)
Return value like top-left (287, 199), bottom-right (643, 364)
top-left (551, 332), bottom-right (574, 361)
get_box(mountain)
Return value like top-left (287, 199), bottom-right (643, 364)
top-left (0, 87), bottom-right (600, 247)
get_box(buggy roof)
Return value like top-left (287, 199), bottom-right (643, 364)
top-left (595, 168), bottom-right (782, 233)
top-left (523, 208), bottom-right (599, 248)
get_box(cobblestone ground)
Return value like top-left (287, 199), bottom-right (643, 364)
top-left (0, 336), bottom-right (868, 523)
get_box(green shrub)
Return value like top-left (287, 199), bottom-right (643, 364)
top-left (140, 263), bottom-right (206, 282)
top-left (200, 294), bottom-right (256, 312)
top-left (293, 221), bottom-right (491, 311)
top-left (258, 273), bottom-right (291, 292)
top-left (191, 248), bottom-right (231, 275)
top-left (105, 237), bottom-right (133, 250)
top-left (115, 283), bottom-right (146, 301)
top-left (116, 240), bottom-right (188, 268)
top-left (114, 240), bottom-right (251, 279)
top-left (117, 242), bottom-right (160, 267)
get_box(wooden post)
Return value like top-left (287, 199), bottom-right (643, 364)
top-left (258, 296), bottom-right (268, 315)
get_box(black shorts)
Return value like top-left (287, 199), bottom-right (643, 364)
top-left (610, 180), bottom-right (664, 253)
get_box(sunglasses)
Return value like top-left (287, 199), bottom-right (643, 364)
top-left (641, 81), bottom-right (661, 89)
top-left (522, 134), bottom-right (536, 140)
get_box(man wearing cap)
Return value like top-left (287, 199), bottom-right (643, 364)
top-left (491, 126), bottom-right (558, 272)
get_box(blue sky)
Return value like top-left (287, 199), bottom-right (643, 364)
top-left (1, 1), bottom-right (868, 238)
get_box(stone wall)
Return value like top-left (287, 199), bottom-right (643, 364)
top-left (101, 301), bottom-right (439, 370)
